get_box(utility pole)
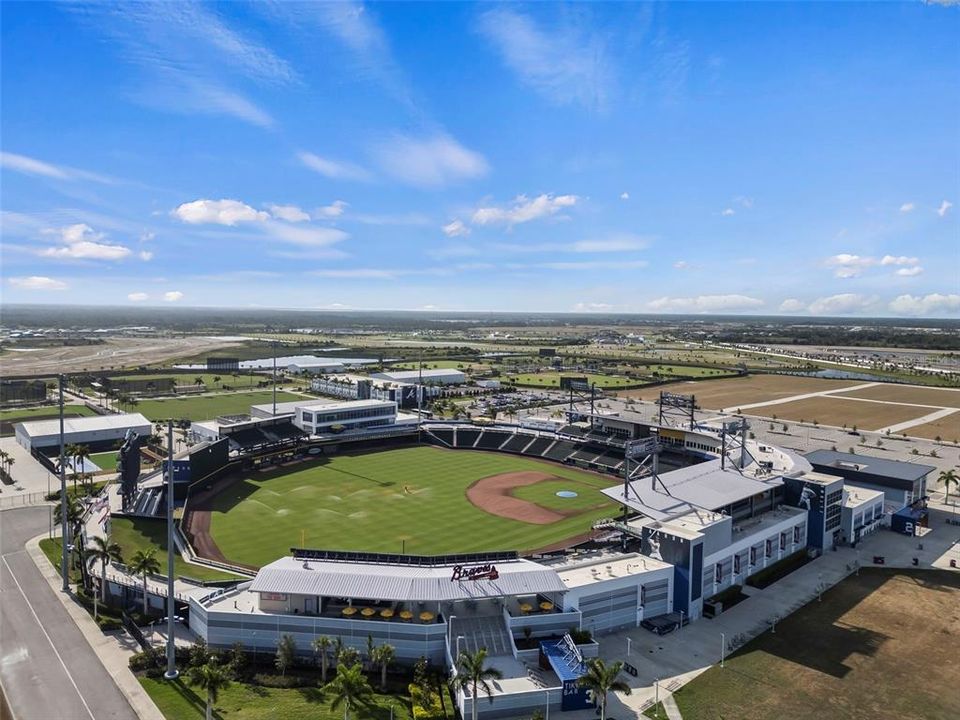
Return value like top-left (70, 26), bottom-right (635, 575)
top-left (272, 340), bottom-right (278, 416)
top-left (164, 420), bottom-right (178, 680)
top-left (58, 374), bottom-right (69, 592)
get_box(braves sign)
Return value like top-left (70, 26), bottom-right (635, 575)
top-left (450, 564), bottom-right (499, 582)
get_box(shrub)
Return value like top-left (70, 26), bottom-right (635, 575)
top-left (568, 627), bottom-right (592, 645)
top-left (253, 673), bottom-right (313, 688)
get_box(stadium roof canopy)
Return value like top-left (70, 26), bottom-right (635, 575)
top-left (14, 412), bottom-right (152, 439)
top-left (602, 457), bottom-right (785, 522)
top-left (249, 555), bottom-right (567, 602)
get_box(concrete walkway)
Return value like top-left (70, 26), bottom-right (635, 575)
top-left (662, 694), bottom-right (683, 720)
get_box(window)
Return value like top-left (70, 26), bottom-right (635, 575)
top-left (779, 532), bottom-right (786, 550)
top-left (715, 563), bottom-right (722, 584)
top-left (734, 554), bottom-right (741, 574)
top-left (765, 539), bottom-right (773, 557)
top-left (750, 547), bottom-right (757, 565)
top-left (793, 526), bottom-right (802, 544)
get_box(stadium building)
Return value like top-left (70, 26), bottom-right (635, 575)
top-left (804, 449), bottom-right (934, 509)
top-left (249, 398), bottom-right (400, 434)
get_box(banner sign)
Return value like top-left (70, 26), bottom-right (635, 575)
top-left (625, 437), bottom-right (660, 459)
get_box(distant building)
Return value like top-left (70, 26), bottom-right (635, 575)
top-left (249, 398), bottom-right (398, 434)
top-left (207, 357), bottom-right (240, 371)
top-left (371, 368), bottom-right (466, 385)
top-left (805, 449), bottom-right (934, 509)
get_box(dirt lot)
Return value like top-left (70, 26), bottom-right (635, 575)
top-left (748, 396), bottom-right (930, 431)
top-left (901, 413), bottom-right (960, 442)
top-left (1, 336), bottom-right (242, 376)
top-left (466, 470), bottom-right (567, 524)
top-left (665, 569), bottom-right (960, 720)
top-left (834, 384), bottom-right (960, 409)
top-left (618, 374), bottom-right (861, 410)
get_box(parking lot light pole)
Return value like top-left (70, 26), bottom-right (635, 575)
top-left (720, 633), bottom-right (725, 668)
top-left (654, 678), bottom-right (660, 718)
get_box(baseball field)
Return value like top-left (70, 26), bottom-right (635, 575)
top-left (187, 446), bottom-right (619, 568)
top-left (133, 390), bottom-right (304, 421)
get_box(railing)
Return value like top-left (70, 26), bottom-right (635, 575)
top-left (122, 611), bottom-right (150, 650)
top-left (0, 491), bottom-right (50, 509)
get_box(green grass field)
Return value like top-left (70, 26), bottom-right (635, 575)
top-left (506, 372), bottom-right (637, 388)
top-left (140, 677), bottom-right (413, 720)
top-left (0, 404), bottom-right (98, 435)
top-left (110, 517), bottom-right (242, 582)
top-left (132, 390), bottom-right (303, 421)
top-left (89, 450), bottom-right (119, 471)
top-left (390, 359), bottom-right (483, 370)
top-left (205, 446), bottom-right (618, 566)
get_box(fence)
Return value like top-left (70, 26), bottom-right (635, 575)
top-left (0, 491), bottom-right (50, 509)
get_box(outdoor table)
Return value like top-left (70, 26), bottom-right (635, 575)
top-left (341, 607), bottom-right (357, 617)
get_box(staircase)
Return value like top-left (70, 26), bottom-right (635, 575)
top-left (454, 615), bottom-right (513, 657)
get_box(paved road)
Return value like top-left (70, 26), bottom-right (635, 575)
top-left (0, 506), bottom-right (137, 720)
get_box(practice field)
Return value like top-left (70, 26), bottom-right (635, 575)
top-left (508, 372), bottom-right (637, 388)
top-left (618, 374), bottom-right (861, 409)
top-left (132, 390), bottom-right (303, 421)
top-left (833, 384), bottom-right (960, 409)
top-left (901, 413), bottom-right (960, 442)
top-left (191, 446), bottom-right (618, 567)
top-left (89, 450), bottom-right (119, 471)
top-left (659, 569), bottom-right (960, 720)
top-left (748, 396), bottom-right (929, 431)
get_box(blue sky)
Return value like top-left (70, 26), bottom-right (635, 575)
top-left (1, 1), bottom-right (958, 316)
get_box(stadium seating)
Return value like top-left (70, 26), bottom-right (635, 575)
top-left (427, 428), bottom-right (455, 447)
top-left (501, 433), bottom-right (536, 453)
top-left (475, 430), bottom-right (511, 450)
top-left (455, 429), bottom-right (481, 448)
top-left (543, 440), bottom-right (578, 462)
top-left (523, 437), bottom-right (555, 457)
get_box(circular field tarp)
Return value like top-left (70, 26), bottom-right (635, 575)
top-left (556, 490), bottom-right (578, 498)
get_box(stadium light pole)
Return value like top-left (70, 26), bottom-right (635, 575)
top-left (164, 419), bottom-right (179, 680)
top-left (58, 374), bottom-right (69, 592)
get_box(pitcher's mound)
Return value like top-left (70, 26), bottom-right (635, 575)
top-left (466, 471), bottom-right (567, 524)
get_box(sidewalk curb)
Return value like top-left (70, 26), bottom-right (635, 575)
top-left (25, 533), bottom-right (166, 720)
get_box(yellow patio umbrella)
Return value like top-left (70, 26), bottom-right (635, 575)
top-left (361, 607), bottom-right (376, 617)
top-left (399, 610), bottom-right (413, 621)
top-left (380, 609), bottom-right (395, 619)
top-left (519, 602), bottom-right (533, 614)
top-left (341, 606), bottom-right (358, 616)
top-left (419, 611), bottom-right (435, 622)
top-left (539, 601), bottom-right (554, 611)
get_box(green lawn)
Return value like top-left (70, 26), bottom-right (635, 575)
top-left (661, 569), bottom-right (960, 720)
top-left (110, 517), bottom-right (242, 582)
top-left (132, 390), bottom-right (303, 421)
top-left (1, 404), bottom-right (98, 436)
top-left (644, 364), bottom-right (735, 378)
top-left (390, 360), bottom-right (482, 370)
top-left (140, 677), bottom-right (413, 720)
top-left (89, 450), bottom-right (119, 471)
top-left (207, 446), bottom-right (618, 566)
top-left (506, 372), bottom-right (637, 388)
top-left (39, 538), bottom-right (82, 584)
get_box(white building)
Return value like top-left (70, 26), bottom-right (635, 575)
top-left (249, 398), bottom-right (397, 434)
top-left (15, 412), bottom-right (153, 452)
top-left (286, 360), bottom-right (346, 375)
top-left (371, 368), bottom-right (466, 385)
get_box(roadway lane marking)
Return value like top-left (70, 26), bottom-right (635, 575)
top-left (1, 556), bottom-right (96, 720)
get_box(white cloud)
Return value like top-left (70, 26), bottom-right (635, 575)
top-left (472, 194), bottom-right (578, 226)
top-left (899, 202), bottom-right (915, 213)
top-left (620, 192), bottom-right (629, 200)
top-left (262, 222), bottom-right (348, 247)
top-left (174, 199), bottom-right (270, 226)
top-left (647, 294), bottom-right (764, 313)
top-left (734, 196), bottom-right (754, 209)
top-left (540, 260), bottom-right (648, 271)
top-left (938, 200), bottom-right (953, 217)
top-left (163, 291), bottom-right (184, 302)
top-left (807, 293), bottom-right (874, 315)
top-left (8, 276), bottom-right (68, 291)
top-left (0, 151), bottom-right (114, 184)
top-left (825, 253), bottom-right (876, 278)
top-left (269, 204), bottom-right (310, 222)
top-left (298, 151), bottom-right (372, 181)
top-left (720, 208), bottom-right (735, 216)
top-left (573, 302), bottom-right (614, 312)
top-left (442, 219), bottom-right (470, 237)
top-left (895, 266), bottom-right (924, 277)
top-left (375, 134), bottom-right (489, 188)
top-left (888, 293), bottom-right (960, 316)
top-left (127, 292), bottom-right (149, 302)
top-left (570, 235), bottom-right (648, 253)
top-left (39, 223), bottom-right (133, 261)
top-left (880, 255), bottom-right (919, 266)
top-left (476, 8), bottom-right (613, 110)
top-left (316, 200), bottom-right (349, 219)
top-left (673, 260), bottom-right (690, 270)
top-left (138, 250), bottom-right (154, 261)
top-left (779, 298), bottom-right (807, 313)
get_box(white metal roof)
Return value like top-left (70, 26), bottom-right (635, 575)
top-left (373, 369), bottom-right (466, 382)
top-left (15, 412), bottom-right (152, 438)
top-left (249, 398), bottom-right (396, 416)
top-left (249, 556), bottom-right (567, 602)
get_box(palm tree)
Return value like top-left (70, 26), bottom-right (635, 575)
top-left (326, 662), bottom-right (374, 720)
top-left (312, 635), bottom-right (333, 683)
top-left (4, 455), bottom-right (14, 480)
top-left (65, 443), bottom-right (85, 492)
top-left (938, 469), bottom-right (959, 503)
top-left (451, 649), bottom-right (503, 720)
top-left (194, 376), bottom-right (204, 388)
top-left (275, 633), bottom-right (296, 676)
top-left (54, 497), bottom-right (84, 538)
top-left (84, 535), bottom-right (123, 603)
top-left (577, 658), bottom-right (632, 720)
top-left (190, 656), bottom-right (231, 720)
top-left (128, 549), bottom-right (161, 616)
top-left (372, 643), bottom-right (395, 691)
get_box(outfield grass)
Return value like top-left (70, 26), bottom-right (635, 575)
top-left (660, 569), bottom-right (960, 720)
top-left (140, 676), bottom-right (413, 720)
top-left (507, 372), bottom-right (637, 388)
top-left (132, 390), bottom-right (303, 421)
top-left (207, 446), bottom-right (618, 566)
top-left (110, 517), bottom-right (242, 582)
top-left (512, 480), bottom-right (612, 512)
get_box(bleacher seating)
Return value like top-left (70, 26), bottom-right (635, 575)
top-left (571, 449), bottom-right (601, 464)
top-left (501, 433), bottom-right (535, 453)
top-left (544, 440), bottom-right (577, 462)
top-left (428, 428), bottom-right (455, 447)
top-left (524, 437), bottom-right (555, 457)
top-left (455, 429), bottom-right (481, 448)
top-left (594, 448), bottom-right (625, 469)
top-left (475, 430), bottom-right (510, 450)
